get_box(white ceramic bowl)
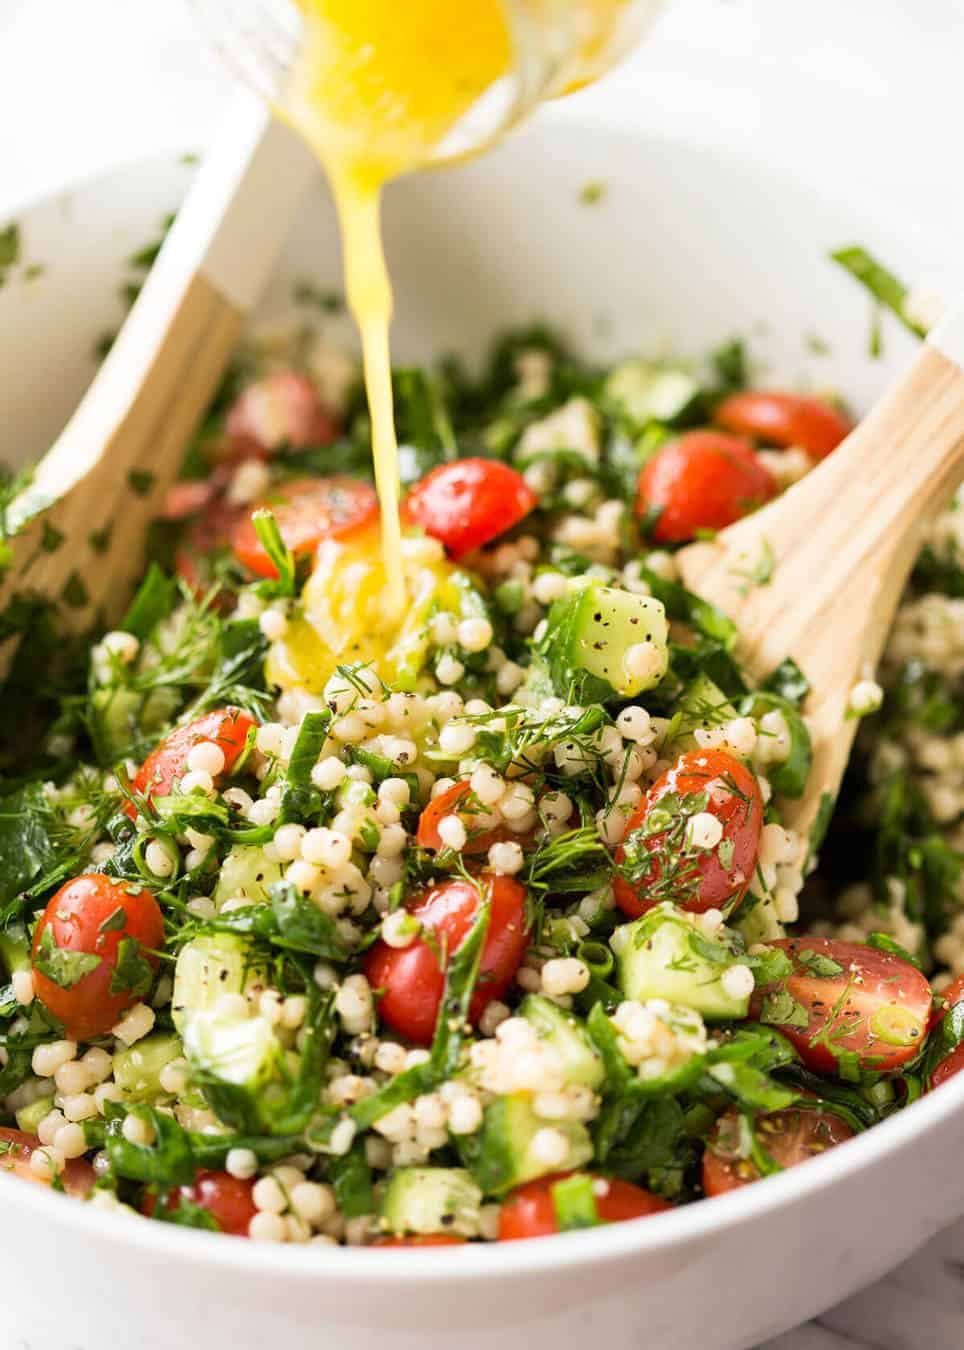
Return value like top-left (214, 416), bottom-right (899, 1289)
top-left (1, 116), bottom-right (963, 1350)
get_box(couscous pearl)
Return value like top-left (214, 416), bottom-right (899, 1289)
top-left (760, 822), bottom-right (797, 867)
top-left (258, 608), bottom-right (289, 642)
top-left (375, 823), bottom-right (407, 858)
top-left (12, 970), bottom-right (34, 1006)
top-left (616, 706), bottom-right (654, 745)
top-left (281, 996), bottom-right (307, 1030)
top-left (274, 823), bottom-right (306, 861)
top-left (378, 777), bottom-right (410, 808)
top-left (332, 714), bottom-right (366, 744)
top-left (532, 572), bottom-right (569, 605)
top-left (54, 1060), bottom-right (95, 1096)
top-left (122, 1113), bottom-right (155, 1146)
top-left (373, 1042), bottom-right (408, 1075)
top-left (94, 1083), bottom-right (124, 1112)
top-left (335, 975), bottom-right (373, 1035)
top-left (30, 1148), bottom-right (63, 1180)
top-left (101, 630), bottom-right (140, 664)
top-left (329, 1118), bottom-right (357, 1156)
top-left (311, 756), bottom-right (348, 792)
top-left (436, 654), bottom-right (465, 686)
top-left (248, 798), bottom-right (280, 826)
top-left (53, 1123), bottom-right (87, 1160)
top-left (186, 741), bottom-right (226, 777)
top-left (38, 1110), bottom-right (66, 1146)
top-left (179, 769), bottom-right (215, 796)
top-left (685, 811), bottom-right (724, 851)
top-left (32, 1041), bottom-right (77, 1078)
top-left (541, 958), bottom-right (591, 997)
top-left (437, 815), bottom-right (468, 851)
top-left (623, 642), bottom-right (665, 685)
top-left (256, 723), bottom-right (285, 757)
top-left (112, 1003), bottom-right (156, 1046)
top-left (253, 1176), bottom-right (288, 1214)
top-left (470, 764), bottom-right (505, 806)
top-left (496, 662), bottom-right (525, 696)
top-left (226, 1148), bottom-right (259, 1181)
top-left (249, 1212), bottom-right (287, 1242)
top-left (849, 679), bottom-right (883, 716)
top-left (286, 860), bottom-right (321, 893)
top-left (439, 722), bottom-right (477, 756)
top-left (144, 840), bottom-right (177, 878)
top-left (530, 1128), bottom-right (569, 1168)
top-left (381, 910), bottom-right (419, 949)
top-left (431, 613), bottom-right (458, 645)
top-left (159, 1059), bottom-right (189, 1095)
top-left (448, 1094), bottom-right (484, 1135)
top-left (382, 737), bottom-right (418, 766)
top-left (457, 618), bottom-right (494, 653)
top-left (300, 827), bottom-right (352, 869)
top-left (487, 841), bottom-right (524, 875)
top-left (720, 964), bottom-right (755, 1001)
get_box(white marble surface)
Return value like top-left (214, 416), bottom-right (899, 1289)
top-left (2, 2), bottom-right (964, 1346)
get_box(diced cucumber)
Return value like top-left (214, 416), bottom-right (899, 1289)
top-left (457, 1094), bottom-right (592, 1195)
top-left (667, 673), bottom-right (735, 753)
top-left (519, 994), bottom-right (604, 1090)
top-left (181, 1009), bottom-right (282, 1091)
top-left (611, 903), bottom-right (751, 1020)
top-left (538, 580), bottom-right (668, 702)
top-left (735, 889), bottom-right (787, 945)
top-left (605, 361), bottom-right (700, 429)
top-left (173, 934), bottom-right (281, 1092)
top-left (213, 846), bottom-right (283, 910)
top-left (379, 1167), bottom-right (483, 1237)
top-left (113, 1032), bottom-right (183, 1102)
top-left (16, 1094), bottom-right (54, 1134)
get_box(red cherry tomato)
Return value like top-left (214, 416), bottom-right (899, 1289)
top-left (364, 873), bottom-right (529, 1045)
top-left (127, 707), bottom-right (257, 819)
top-left (416, 782), bottom-right (513, 855)
top-left (374, 1235), bottom-right (467, 1247)
top-left (231, 476), bottom-right (378, 578)
top-left (702, 1105), bottom-right (855, 1197)
top-left (714, 391), bottom-right (852, 461)
top-left (143, 1170), bottom-right (257, 1237)
top-left (498, 1172), bottom-right (670, 1240)
top-left (225, 371), bottom-right (340, 457)
top-left (613, 749), bottom-right (763, 918)
top-left (748, 936), bottom-right (932, 1074)
top-left (404, 458), bottom-right (537, 560)
top-left (0, 1128), bottom-right (95, 1197)
top-left (929, 975), bottom-right (964, 1089)
top-left (635, 431), bottom-right (776, 544)
top-left (31, 876), bottom-right (165, 1042)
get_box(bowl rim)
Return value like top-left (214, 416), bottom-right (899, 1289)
top-left (2, 116), bottom-right (963, 1282)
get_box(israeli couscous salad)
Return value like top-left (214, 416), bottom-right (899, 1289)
top-left (1, 309), bottom-right (963, 1248)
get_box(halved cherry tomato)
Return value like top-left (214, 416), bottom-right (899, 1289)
top-left (748, 936), bottom-right (932, 1074)
top-left (127, 707), bottom-right (257, 819)
top-left (928, 975), bottom-right (964, 1089)
top-left (231, 476), bottom-right (378, 578)
top-left (31, 875), bottom-right (165, 1042)
top-left (613, 749), bottom-right (763, 918)
top-left (373, 1235), bottom-right (467, 1248)
top-left (702, 1105), bottom-right (855, 1197)
top-left (498, 1172), bottom-right (670, 1240)
top-left (714, 391), bottom-right (852, 461)
top-left (0, 1127), bottom-right (95, 1197)
top-left (635, 431), bottom-right (776, 544)
top-left (364, 873), bottom-right (529, 1045)
top-left (143, 1170), bottom-right (257, 1237)
top-left (417, 782), bottom-right (510, 855)
top-left (225, 371), bottom-right (340, 457)
top-left (404, 458), bottom-right (537, 560)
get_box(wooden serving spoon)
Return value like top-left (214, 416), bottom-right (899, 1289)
top-left (0, 94), bottom-right (315, 657)
top-left (676, 310), bottom-right (964, 848)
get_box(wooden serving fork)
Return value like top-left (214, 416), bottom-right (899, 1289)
top-left (0, 94), bottom-right (315, 656)
top-left (676, 307), bottom-right (964, 845)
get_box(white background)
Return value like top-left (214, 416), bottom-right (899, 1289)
top-left (2, 2), bottom-right (964, 1347)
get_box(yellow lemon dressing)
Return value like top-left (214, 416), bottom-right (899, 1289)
top-left (280, 1), bottom-right (514, 623)
top-left (270, 0), bottom-right (647, 690)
